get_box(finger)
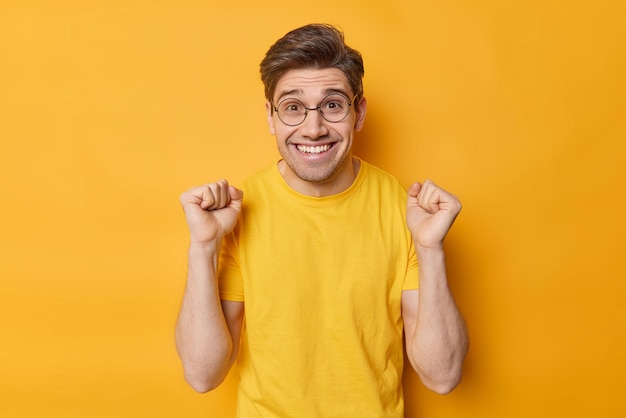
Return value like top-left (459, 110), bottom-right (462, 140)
top-left (201, 181), bottom-right (228, 210)
top-left (217, 179), bottom-right (230, 207)
top-left (418, 180), bottom-right (441, 214)
top-left (180, 188), bottom-right (203, 206)
top-left (421, 180), bottom-right (462, 214)
top-left (228, 186), bottom-right (244, 212)
top-left (200, 184), bottom-right (217, 210)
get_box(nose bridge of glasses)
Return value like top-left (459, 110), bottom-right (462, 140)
top-left (304, 104), bottom-right (323, 113)
top-left (307, 102), bottom-right (345, 123)
top-left (303, 104), bottom-right (326, 124)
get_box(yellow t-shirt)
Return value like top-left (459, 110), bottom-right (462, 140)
top-left (219, 159), bottom-right (418, 417)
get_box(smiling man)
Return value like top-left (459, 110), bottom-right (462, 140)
top-left (267, 67), bottom-right (363, 196)
top-left (176, 24), bottom-right (468, 417)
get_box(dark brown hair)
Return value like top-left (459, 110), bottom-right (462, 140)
top-left (260, 24), bottom-right (364, 103)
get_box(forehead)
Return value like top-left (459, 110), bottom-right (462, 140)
top-left (273, 68), bottom-right (352, 101)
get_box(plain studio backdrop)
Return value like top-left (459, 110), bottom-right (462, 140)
top-left (1, 1), bottom-right (624, 417)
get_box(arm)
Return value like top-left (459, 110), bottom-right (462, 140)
top-left (403, 180), bottom-right (469, 394)
top-left (175, 180), bottom-right (245, 393)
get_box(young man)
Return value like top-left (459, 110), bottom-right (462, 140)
top-left (176, 24), bottom-right (468, 417)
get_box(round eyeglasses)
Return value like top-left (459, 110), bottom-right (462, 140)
top-left (273, 93), bottom-right (359, 127)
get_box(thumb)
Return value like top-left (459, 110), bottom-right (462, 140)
top-left (407, 182), bottom-right (422, 200)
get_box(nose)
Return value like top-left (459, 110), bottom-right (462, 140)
top-left (300, 108), bottom-right (329, 139)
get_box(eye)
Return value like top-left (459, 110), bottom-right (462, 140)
top-left (279, 100), bottom-right (304, 114)
top-left (321, 95), bottom-right (347, 113)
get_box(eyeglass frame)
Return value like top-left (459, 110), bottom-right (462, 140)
top-left (271, 92), bottom-right (360, 127)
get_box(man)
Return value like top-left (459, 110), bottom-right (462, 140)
top-left (176, 24), bottom-right (468, 417)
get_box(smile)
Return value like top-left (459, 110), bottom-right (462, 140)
top-left (296, 144), bottom-right (332, 154)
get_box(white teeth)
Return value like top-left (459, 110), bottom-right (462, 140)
top-left (297, 144), bottom-right (331, 154)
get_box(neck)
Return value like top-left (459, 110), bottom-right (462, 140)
top-left (279, 157), bottom-right (360, 197)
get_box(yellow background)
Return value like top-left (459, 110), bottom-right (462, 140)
top-left (1, 0), bottom-right (625, 416)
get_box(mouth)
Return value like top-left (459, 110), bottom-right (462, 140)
top-left (295, 143), bottom-right (333, 155)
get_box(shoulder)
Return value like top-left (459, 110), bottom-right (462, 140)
top-left (359, 159), bottom-right (408, 196)
top-left (241, 162), bottom-right (281, 193)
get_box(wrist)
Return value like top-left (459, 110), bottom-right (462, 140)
top-left (415, 244), bottom-right (450, 290)
top-left (415, 242), bottom-right (445, 262)
top-left (414, 239), bottom-right (444, 254)
top-left (188, 240), bottom-right (222, 271)
top-left (188, 239), bottom-right (221, 254)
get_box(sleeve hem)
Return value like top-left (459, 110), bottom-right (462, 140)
top-left (219, 291), bottom-right (245, 302)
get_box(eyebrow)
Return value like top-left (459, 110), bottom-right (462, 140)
top-left (275, 89), bottom-right (302, 102)
top-left (274, 88), bottom-right (351, 103)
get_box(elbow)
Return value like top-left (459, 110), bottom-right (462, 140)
top-left (180, 351), bottom-right (232, 394)
top-left (175, 335), bottom-right (235, 393)
top-left (183, 369), bottom-right (225, 393)
top-left (411, 335), bottom-right (469, 395)
top-left (409, 350), bottom-right (466, 395)
top-left (423, 372), bottom-right (463, 395)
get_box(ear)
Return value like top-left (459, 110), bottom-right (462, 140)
top-left (353, 96), bottom-right (367, 132)
top-left (266, 101), bottom-right (276, 135)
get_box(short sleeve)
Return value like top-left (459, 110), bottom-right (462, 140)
top-left (218, 230), bottom-right (245, 302)
top-left (402, 240), bottom-right (419, 291)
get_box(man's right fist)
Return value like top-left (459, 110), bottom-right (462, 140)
top-left (180, 179), bottom-right (243, 245)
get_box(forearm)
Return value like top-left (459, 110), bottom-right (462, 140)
top-left (175, 242), bottom-right (234, 392)
top-left (408, 246), bottom-right (468, 393)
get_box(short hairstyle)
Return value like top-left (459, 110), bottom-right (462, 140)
top-left (260, 24), bottom-right (364, 103)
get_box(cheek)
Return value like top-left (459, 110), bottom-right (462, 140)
top-left (339, 125), bottom-right (356, 140)
top-left (273, 126), bottom-right (296, 144)
top-left (269, 116), bottom-right (298, 139)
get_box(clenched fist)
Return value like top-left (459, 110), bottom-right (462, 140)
top-left (406, 180), bottom-right (461, 250)
top-left (180, 179), bottom-right (243, 245)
